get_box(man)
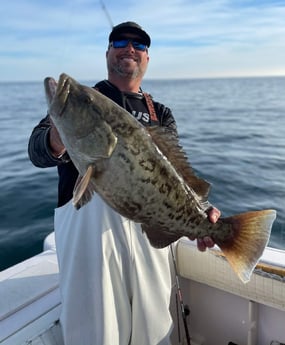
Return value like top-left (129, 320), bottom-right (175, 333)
top-left (29, 22), bottom-right (219, 345)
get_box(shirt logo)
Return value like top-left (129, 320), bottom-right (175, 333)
top-left (132, 111), bottom-right (150, 123)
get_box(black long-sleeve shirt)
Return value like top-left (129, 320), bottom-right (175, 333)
top-left (28, 80), bottom-right (177, 207)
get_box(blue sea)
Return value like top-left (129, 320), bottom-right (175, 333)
top-left (0, 76), bottom-right (284, 271)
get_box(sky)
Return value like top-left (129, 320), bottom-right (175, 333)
top-left (1, 0), bottom-right (285, 81)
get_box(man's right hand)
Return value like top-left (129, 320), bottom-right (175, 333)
top-left (49, 117), bottom-right (66, 158)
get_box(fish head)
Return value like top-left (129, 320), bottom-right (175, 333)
top-left (44, 73), bottom-right (117, 171)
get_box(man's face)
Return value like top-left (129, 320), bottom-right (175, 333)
top-left (106, 34), bottom-right (149, 80)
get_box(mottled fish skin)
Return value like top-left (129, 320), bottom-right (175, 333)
top-left (45, 73), bottom-right (276, 283)
top-left (46, 75), bottom-right (220, 239)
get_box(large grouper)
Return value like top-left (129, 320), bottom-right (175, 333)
top-left (45, 73), bottom-right (276, 283)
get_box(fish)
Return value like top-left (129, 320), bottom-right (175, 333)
top-left (45, 73), bottom-right (276, 283)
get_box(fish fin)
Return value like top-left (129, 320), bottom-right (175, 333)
top-left (141, 224), bottom-right (180, 248)
top-left (218, 209), bottom-right (276, 283)
top-left (146, 126), bottom-right (210, 201)
top-left (73, 165), bottom-right (97, 209)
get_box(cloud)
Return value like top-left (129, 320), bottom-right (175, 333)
top-left (1, 0), bottom-right (285, 81)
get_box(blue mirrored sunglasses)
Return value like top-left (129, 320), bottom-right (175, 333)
top-left (111, 39), bottom-right (147, 51)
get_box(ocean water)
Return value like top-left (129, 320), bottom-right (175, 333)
top-left (0, 76), bottom-right (284, 271)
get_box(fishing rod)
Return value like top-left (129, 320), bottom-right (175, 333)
top-left (171, 244), bottom-right (191, 345)
top-left (99, 0), bottom-right (114, 28)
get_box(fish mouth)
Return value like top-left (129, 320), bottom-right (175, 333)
top-left (44, 73), bottom-right (71, 117)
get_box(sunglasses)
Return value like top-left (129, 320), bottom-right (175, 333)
top-left (111, 39), bottom-right (148, 52)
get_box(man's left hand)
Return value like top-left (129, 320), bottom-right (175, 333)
top-left (189, 207), bottom-right (221, 252)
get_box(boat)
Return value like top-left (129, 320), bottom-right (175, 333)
top-left (1, 232), bottom-right (285, 345)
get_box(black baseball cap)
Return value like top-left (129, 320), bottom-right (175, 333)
top-left (109, 21), bottom-right (151, 47)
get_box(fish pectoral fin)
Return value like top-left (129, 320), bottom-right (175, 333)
top-left (73, 165), bottom-right (97, 209)
top-left (141, 224), bottom-right (180, 248)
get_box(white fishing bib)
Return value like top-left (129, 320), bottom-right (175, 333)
top-left (54, 193), bottom-right (173, 345)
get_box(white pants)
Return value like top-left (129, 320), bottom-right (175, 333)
top-left (54, 193), bottom-right (173, 345)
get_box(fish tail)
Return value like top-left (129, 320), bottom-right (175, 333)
top-left (218, 209), bottom-right (276, 283)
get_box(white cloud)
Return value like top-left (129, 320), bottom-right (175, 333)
top-left (1, 0), bottom-right (285, 81)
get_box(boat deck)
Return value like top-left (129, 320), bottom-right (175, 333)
top-left (1, 234), bottom-right (285, 345)
top-left (0, 248), bottom-right (62, 345)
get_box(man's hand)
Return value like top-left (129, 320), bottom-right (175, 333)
top-left (49, 117), bottom-right (66, 158)
top-left (189, 207), bottom-right (221, 252)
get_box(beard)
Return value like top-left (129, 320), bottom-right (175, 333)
top-left (108, 59), bottom-right (144, 79)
